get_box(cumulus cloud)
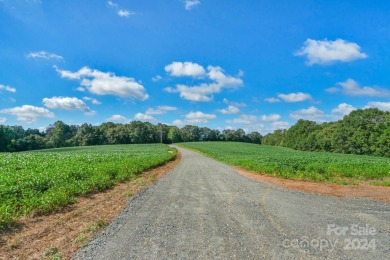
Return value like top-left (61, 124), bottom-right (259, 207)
top-left (145, 106), bottom-right (177, 115)
top-left (27, 51), bottom-right (64, 61)
top-left (165, 61), bottom-right (206, 77)
top-left (0, 84), bottom-right (16, 93)
top-left (134, 113), bottom-right (155, 122)
top-left (185, 111), bottom-right (216, 124)
top-left (260, 114), bottom-right (282, 122)
top-left (165, 64), bottom-right (243, 102)
top-left (290, 106), bottom-right (328, 122)
top-left (107, 1), bottom-right (118, 7)
top-left (264, 97), bottom-right (280, 103)
top-left (83, 97), bottom-right (102, 105)
top-left (223, 98), bottom-right (246, 107)
top-left (365, 101), bottom-right (390, 112)
top-left (331, 103), bottom-right (356, 116)
top-left (55, 66), bottom-right (149, 100)
top-left (0, 117), bottom-right (6, 123)
top-left (226, 115), bottom-right (257, 125)
top-left (270, 121), bottom-right (290, 130)
top-left (107, 1), bottom-right (134, 17)
top-left (106, 114), bottom-right (129, 123)
top-left (295, 39), bottom-right (367, 65)
top-left (118, 9), bottom-right (134, 17)
top-left (290, 103), bottom-right (360, 123)
top-left (330, 78), bottom-right (390, 97)
top-left (0, 105), bottom-right (54, 123)
top-left (218, 105), bottom-right (240, 114)
top-left (172, 111), bottom-right (216, 126)
top-left (278, 92), bottom-right (312, 102)
top-left (42, 96), bottom-right (93, 115)
top-left (152, 75), bottom-right (163, 82)
top-left (185, 0), bottom-right (200, 10)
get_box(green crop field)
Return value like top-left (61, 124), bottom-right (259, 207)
top-left (180, 142), bottom-right (390, 185)
top-left (0, 144), bottom-right (176, 227)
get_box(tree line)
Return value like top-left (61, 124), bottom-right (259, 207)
top-left (0, 121), bottom-right (262, 152)
top-left (262, 108), bottom-right (390, 157)
top-left (2, 108), bottom-right (388, 157)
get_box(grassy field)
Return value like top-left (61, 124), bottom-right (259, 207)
top-left (0, 144), bottom-right (176, 227)
top-left (180, 142), bottom-right (390, 185)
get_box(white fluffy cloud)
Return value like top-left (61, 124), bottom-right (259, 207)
top-left (185, 111), bottom-right (216, 124)
top-left (260, 114), bottom-right (282, 122)
top-left (0, 84), bottom-right (16, 93)
top-left (107, 1), bottom-right (118, 7)
top-left (295, 39), bottom-right (367, 65)
top-left (270, 121), bottom-right (290, 130)
top-left (264, 97), bottom-right (280, 103)
top-left (165, 64), bottom-right (243, 102)
top-left (331, 103), bottom-right (356, 116)
top-left (226, 115), bottom-right (257, 125)
top-left (0, 105), bottom-right (54, 123)
top-left (290, 106), bottom-right (327, 122)
top-left (134, 113), bottom-right (155, 122)
top-left (106, 114), bottom-right (130, 123)
top-left (27, 51), bottom-right (63, 61)
top-left (330, 79), bottom-right (390, 97)
top-left (108, 1), bottom-right (134, 17)
top-left (55, 66), bottom-right (149, 100)
top-left (173, 111), bottom-right (216, 126)
top-left (290, 104), bottom-right (356, 122)
top-left (118, 9), bottom-right (134, 17)
top-left (83, 97), bottom-right (102, 105)
top-left (365, 101), bottom-right (390, 111)
top-left (165, 61), bottom-right (206, 77)
top-left (218, 105), bottom-right (240, 114)
top-left (152, 75), bottom-right (163, 82)
top-left (185, 0), bottom-right (200, 10)
top-left (278, 92), bottom-right (312, 102)
top-left (145, 106), bottom-right (177, 115)
top-left (0, 117), bottom-right (6, 123)
top-left (223, 98), bottom-right (246, 107)
top-left (43, 96), bottom-right (92, 113)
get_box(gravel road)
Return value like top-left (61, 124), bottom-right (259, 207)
top-left (75, 146), bottom-right (390, 259)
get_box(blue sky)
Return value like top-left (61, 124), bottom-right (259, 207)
top-left (1, 0), bottom-right (390, 133)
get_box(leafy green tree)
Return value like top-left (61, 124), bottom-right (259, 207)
top-left (246, 131), bottom-right (262, 144)
top-left (168, 126), bottom-right (182, 143)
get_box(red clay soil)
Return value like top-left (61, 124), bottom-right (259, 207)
top-left (234, 166), bottom-right (390, 204)
top-left (0, 153), bottom-right (181, 260)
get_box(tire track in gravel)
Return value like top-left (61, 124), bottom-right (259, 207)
top-left (74, 146), bottom-right (390, 259)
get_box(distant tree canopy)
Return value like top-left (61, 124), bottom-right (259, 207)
top-left (1, 108), bottom-right (389, 157)
top-left (0, 121), bottom-right (262, 152)
top-left (262, 108), bottom-right (390, 157)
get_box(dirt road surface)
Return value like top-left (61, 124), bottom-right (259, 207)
top-left (75, 146), bottom-right (390, 259)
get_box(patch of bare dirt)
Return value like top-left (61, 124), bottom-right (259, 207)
top-left (234, 166), bottom-right (390, 204)
top-left (0, 153), bottom-right (181, 260)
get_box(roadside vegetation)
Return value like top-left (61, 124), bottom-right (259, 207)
top-left (1, 108), bottom-right (389, 159)
top-left (0, 144), bottom-right (176, 228)
top-left (180, 142), bottom-right (390, 185)
top-left (263, 108), bottom-right (390, 157)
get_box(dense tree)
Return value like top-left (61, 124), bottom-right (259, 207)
top-left (167, 126), bottom-right (182, 143)
top-left (262, 129), bottom-right (286, 146)
top-left (2, 108), bottom-right (388, 156)
top-left (246, 131), bottom-right (262, 144)
top-left (263, 108), bottom-right (390, 157)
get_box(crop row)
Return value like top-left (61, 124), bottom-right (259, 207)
top-left (180, 142), bottom-right (390, 184)
top-left (0, 144), bottom-right (176, 227)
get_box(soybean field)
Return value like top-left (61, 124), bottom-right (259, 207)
top-left (180, 142), bottom-right (390, 185)
top-left (0, 144), bottom-right (176, 227)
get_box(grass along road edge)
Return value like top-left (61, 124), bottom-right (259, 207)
top-left (178, 142), bottom-right (390, 202)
